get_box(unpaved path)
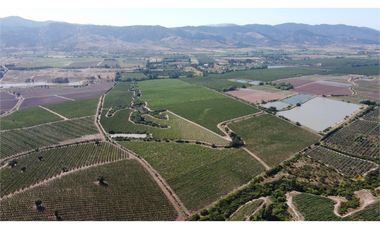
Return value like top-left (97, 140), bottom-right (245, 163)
top-left (58, 134), bottom-right (103, 145)
top-left (328, 196), bottom-right (348, 217)
top-left (0, 96), bottom-right (24, 118)
top-left (242, 147), bottom-right (270, 170)
top-left (217, 111), bottom-right (263, 137)
top-left (55, 94), bottom-right (75, 101)
top-left (243, 197), bottom-right (269, 224)
top-left (286, 191), bottom-right (304, 221)
top-left (94, 96), bottom-right (106, 141)
top-left (39, 105), bottom-right (69, 120)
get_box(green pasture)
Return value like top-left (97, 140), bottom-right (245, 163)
top-left (138, 79), bottom-right (259, 135)
top-left (120, 141), bottom-right (265, 212)
top-left (0, 106), bottom-right (63, 130)
top-left (179, 77), bottom-right (246, 92)
top-left (228, 114), bottom-right (319, 167)
top-left (43, 98), bottom-right (99, 118)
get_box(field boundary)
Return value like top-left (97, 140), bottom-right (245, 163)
top-left (242, 147), bottom-right (270, 170)
top-left (39, 105), bottom-right (68, 120)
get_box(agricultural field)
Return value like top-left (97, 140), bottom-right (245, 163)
top-left (323, 120), bottom-right (380, 159)
top-left (138, 79), bottom-right (259, 135)
top-left (228, 199), bottom-right (263, 221)
top-left (289, 83), bottom-right (352, 96)
top-left (1, 116), bottom-right (99, 159)
top-left (344, 202), bottom-right (380, 221)
top-left (362, 107), bottom-right (380, 121)
top-left (0, 142), bottom-right (128, 197)
top-left (0, 106), bottom-right (63, 130)
top-left (228, 114), bottom-right (319, 167)
top-left (227, 88), bottom-right (290, 103)
top-left (328, 65), bottom-right (380, 76)
top-left (179, 77), bottom-right (246, 92)
top-left (0, 160), bottom-right (178, 221)
top-left (193, 54), bottom-right (216, 63)
top-left (306, 146), bottom-right (378, 176)
top-left (213, 67), bottom-right (321, 81)
top-left (0, 92), bottom-right (18, 112)
top-left (43, 98), bottom-right (98, 118)
top-left (101, 109), bottom-right (229, 145)
top-left (121, 72), bottom-right (146, 80)
top-left (120, 141), bottom-right (265, 212)
top-left (20, 96), bottom-right (71, 109)
top-left (354, 78), bottom-right (380, 94)
top-left (292, 193), bottom-right (341, 221)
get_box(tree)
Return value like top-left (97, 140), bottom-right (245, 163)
top-left (95, 140), bottom-right (100, 146)
top-left (54, 209), bottom-right (59, 218)
top-left (97, 175), bottom-right (105, 185)
top-left (21, 166), bottom-right (26, 172)
top-left (296, 103), bottom-right (301, 106)
top-left (295, 121), bottom-right (301, 126)
top-left (35, 198), bottom-right (42, 208)
top-left (8, 159), bottom-right (17, 168)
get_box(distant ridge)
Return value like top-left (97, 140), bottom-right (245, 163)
top-left (1, 16), bottom-right (378, 51)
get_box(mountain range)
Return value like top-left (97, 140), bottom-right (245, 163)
top-left (1, 16), bottom-right (379, 52)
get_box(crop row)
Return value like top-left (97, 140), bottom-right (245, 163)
top-left (323, 120), bottom-right (379, 158)
top-left (120, 141), bottom-right (265, 211)
top-left (362, 107), bottom-right (380, 122)
top-left (0, 160), bottom-right (177, 221)
top-left (307, 146), bottom-right (377, 176)
top-left (1, 116), bottom-right (99, 159)
top-left (0, 142), bottom-right (128, 197)
top-left (228, 199), bottom-right (263, 221)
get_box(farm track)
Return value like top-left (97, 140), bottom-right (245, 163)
top-left (242, 147), bottom-right (271, 170)
top-left (216, 111), bottom-right (264, 137)
top-left (38, 105), bottom-right (69, 120)
top-left (55, 94), bottom-right (75, 101)
top-left (248, 197), bottom-right (270, 220)
top-left (0, 95), bottom-right (24, 118)
top-left (286, 191), bottom-right (304, 221)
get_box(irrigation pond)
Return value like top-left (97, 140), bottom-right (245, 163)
top-left (277, 97), bottom-right (362, 131)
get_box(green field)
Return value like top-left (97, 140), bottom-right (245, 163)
top-left (138, 79), bottom-right (259, 135)
top-left (100, 109), bottom-right (229, 145)
top-left (0, 160), bottom-right (178, 221)
top-left (16, 58), bottom-right (102, 68)
top-left (344, 202), bottom-right (380, 221)
top-left (228, 199), bottom-right (263, 221)
top-left (1, 142), bottom-right (128, 197)
top-left (122, 72), bottom-right (147, 80)
top-left (103, 91), bottom-right (134, 109)
top-left (0, 106), bottom-right (63, 130)
top-left (179, 77), bottom-right (246, 92)
top-left (212, 67), bottom-right (321, 81)
top-left (328, 65), bottom-right (380, 76)
top-left (228, 114), bottom-right (319, 167)
top-left (292, 193), bottom-right (341, 221)
top-left (120, 141), bottom-right (265, 211)
top-left (1, 116), bottom-right (99, 159)
top-left (43, 98), bottom-right (99, 118)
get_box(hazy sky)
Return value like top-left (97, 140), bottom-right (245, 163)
top-left (1, 1), bottom-right (379, 30)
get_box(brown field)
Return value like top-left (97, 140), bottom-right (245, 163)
top-left (15, 83), bottom-right (114, 98)
top-left (356, 91), bottom-right (380, 99)
top-left (59, 90), bottom-right (107, 100)
top-left (228, 88), bottom-right (289, 103)
top-left (68, 61), bottom-right (101, 67)
top-left (290, 83), bottom-right (352, 96)
top-left (300, 74), bottom-right (354, 84)
top-left (20, 96), bottom-right (70, 109)
top-left (0, 92), bottom-right (17, 101)
top-left (0, 99), bottom-right (18, 111)
top-left (273, 78), bottom-right (315, 88)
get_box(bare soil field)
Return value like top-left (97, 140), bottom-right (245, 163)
top-left (228, 88), bottom-right (289, 103)
top-left (67, 61), bottom-right (101, 67)
top-left (1, 57), bottom-right (33, 65)
top-left (356, 91), bottom-right (380, 99)
top-left (14, 83), bottom-right (114, 98)
top-left (290, 83), bottom-right (352, 96)
top-left (0, 99), bottom-right (19, 111)
top-left (19, 96), bottom-right (70, 109)
top-left (273, 78), bottom-right (315, 88)
top-left (0, 92), bottom-right (16, 101)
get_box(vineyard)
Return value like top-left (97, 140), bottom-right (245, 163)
top-left (306, 146), bottom-right (377, 176)
top-left (292, 193), bottom-right (341, 221)
top-left (344, 201), bottom-right (380, 221)
top-left (1, 116), bottom-right (99, 159)
top-left (362, 107), bottom-right (380, 122)
top-left (228, 114), bottom-right (319, 167)
top-left (102, 91), bottom-right (134, 109)
top-left (0, 141), bottom-right (128, 197)
top-left (227, 199), bottom-right (263, 221)
top-left (43, 98), bottom-right (99, 118)
top-left (323, 120), bottom-right (380, 158)
top-left (120, 141), bottom-right (265, 212)
top-left (0, 160), bottom-right (178, 221)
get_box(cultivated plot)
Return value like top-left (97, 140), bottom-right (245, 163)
top-left (120, 142), bottom-right (265, 212)
top-left (43, 98), bottom-right (99, 118)
top-left (228, 114), bottom-right (319, 167)
top-left (0, 160), bottom-right (178, 221)
top-left (228, 88), bottom-right (288, 103)
top-left (138, 79), bottom-right (259, 135)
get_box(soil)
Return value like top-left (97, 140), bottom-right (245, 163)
top-left (227, 88), bottom-right (288, 103)
top-left (242, 147), bottom-right (270, 170)
top-left (286, 191), bottom-right (304, 221)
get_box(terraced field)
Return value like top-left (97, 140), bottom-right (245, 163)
top-left (228, 114), bottom-right (319, 167)
top-left (138, 79), bottom-right (259, 135)
top-left (0, 160), bottom-right (178, 221)
top-left (120, 141), bottom-right (265, 212)
top-left (43, 98), bottom-right (99, 118)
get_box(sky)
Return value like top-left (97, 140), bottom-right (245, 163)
top-left (1, 1), bottom-right (379, 30)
